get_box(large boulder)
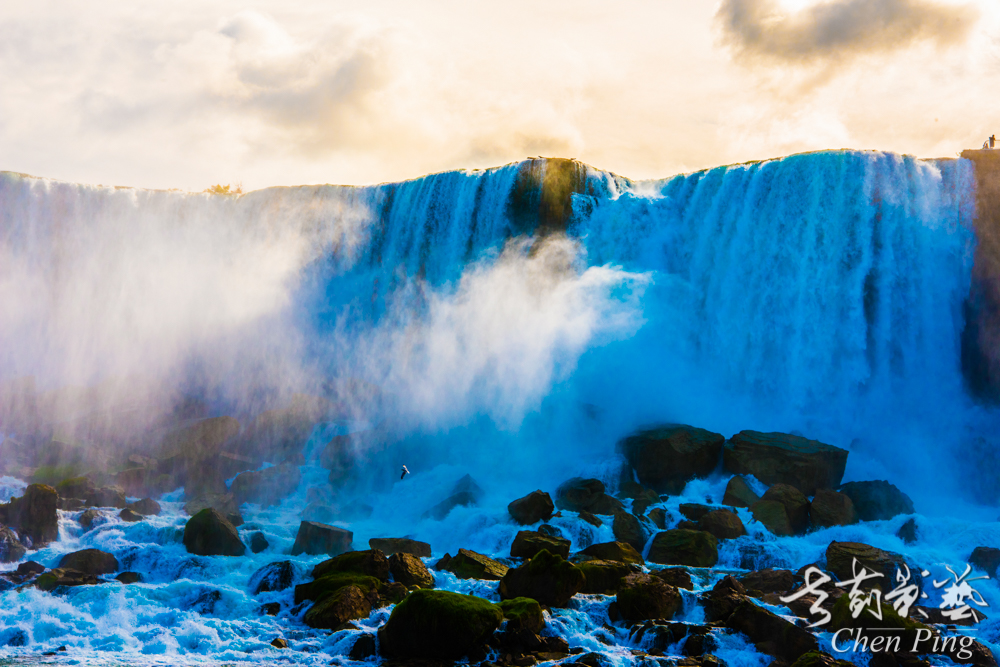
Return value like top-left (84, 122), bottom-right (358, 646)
top-left (810, 490), bottom-right (857, 528)
top-left (508, 490), bottom-right (554, 525)
top-left (723, 431), bottom-right (848, 495)
top-left (970, 546), bottom-right (1000, 578)
top-left (647, 529), bottom-right (718, 567)
top-left (726, 598), bottom-right (818, 661)
top-left (369, 537), bottom-right (431, 558)
top-left (618, 425), bottom-right (725, 494)
top-left (612, 511), bottom-right (648, 552)
top-left (510, 530), bottom-right (570, 559)
top-left (577, 559), bottom-right (640, 594)
top-left (499, 549), bottom-right (585, 607)
top-left (35, 568), bottom-right (100, 590)
top-left (85, 486), bottom-right (127, 509)
top-left (437, 549), bottom-right (509, 580)
top-left (182, 508), bottom-right (245, 556)
top-left (378, 589), bottom-right (503, 660)
top-left (554, 478), bottom-right (624, 515)
top-left (579, 540), bottom-right (644, 565)
top-left (825, 541), bottom-right (907, 588)
top-left (750, 499), bottom-right (793, 536)
top-left (0, 483), bottom-right (58, 547)
top-left (312, 550), bottom-right (390, 581)
top-left (305, 584), bottom-right (376, 629)
top-left (498, 597), bottom-right (545, 634)
top-left (58, 549), bottom-right (119, 575)
top-left (389, 552), bottom-right (434, 588)
top-left (231, 463), bottom-right (301, 507)
top-left (698, 509), bottom-right (747, 540)
top-left (616, 572), bottom-right (682, 621)
top-left (0, 526), bottom-right (26, 563)
top-left (760, 484), bottom-right (810, 534)
top-left (738, 569), bottom-right (796, 596)
top-left (183, 493), bottom-right (243, 526)
top-left (423, 474), bottom-right (485, 520)
top-left (294, 549), bottom-right (403, 630)
top-left (837, 480), bottom-right (914, 521)
top-left (722, 475), bottom-right (761, 508)
top-left (291, 521), bottom-right (352, 557)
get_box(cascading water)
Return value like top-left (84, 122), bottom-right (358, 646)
top-left (1, 149), bottom-right (998, 665)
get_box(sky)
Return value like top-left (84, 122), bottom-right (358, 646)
top-left (0, 0), bottom-right (998, 191)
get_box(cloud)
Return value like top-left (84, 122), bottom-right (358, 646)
top-left (717, 0), bottom-right (979, 63)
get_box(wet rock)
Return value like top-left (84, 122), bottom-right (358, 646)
top-left (249, 561), bottom-right (301, 594)
top-left (17, 561), bottom-right (45, 576)
top-left (654, 567), bottom-right (694, 590)
top-left (423, 474), bottom-right (485, 520)
top-left (511, 530), bottom-right (571, 559)
top-left (59, 549), bottom-right (119, 575)
top-left (85, 486), bottom-right (128, 509)
top-left (838, 480), bottom-right (915, 521)
top-left (118, 508), bottom-right (143, 522)
top-left (0, 483), bottom-right (58, 547)
top-left (577, 559), bottom-right (640, 594)
top-left (810, 490), bottom-right (857, 528)
top-left (722, 475), bottom-right (761, 508)
top-left (508, 490), bottom-right (555, 525)
top-left (182, 508), bottom-right (245, 556)
top-left (726, 598), bottom-right (818, 661)
top-left (369, 537), bottom-right (432, 557)
top-left (970, 546), bottom-right (1000, 577)
top-left (115, 572), bottom-right (141, 584)
top-left (312, 549), bottom-right (390, 581)
top-left (579, 540), bottom-right (644, 565)
top-left (378, 588), bottom-right (503, 660)
top-left (0, 526), bottom-right (26, 563)
top-left (389, 552), bottom-right (434, 588)
top-left (499, 549), bottom-right (585, 607)
top-left (647, 529), bottom-right (719, 567)
top-left (679, 503), bottom-right (714, 522)
top-left (436, 548), bottom-right (509, 580)
top-left (554, 478), bottom-right (624, 515)
top-left (761, 484), bottom-right (810, 534)
top-left (897, 518), bottom-right (918, 545)
top-left (349, 633), bottom-right (377, 660)
top-left (647, 507), bottom-right (669, 529)
top-left (738, 569), bottom-right (796, 596)
top-left (698, 509), bottom-right (747, 540)
top-left (578, 511), bottom-right (603, 527)
top-left (260, 602), bottom-right (281, 615)
top-left (191, 587), bottom-right (222, 614)
top-left (270, 637), bottom-right (288, 649)
top-left (750, 499), bottom-right (793, 536)
top-left (826, 541), bottom-right (907, 588)
top-left (231, 463), bottom-right (301, 508)
top-left (617, 572), bottom-right (682, 621)
top-left (35, 568), bottom-right (99, 590)
top-left (498, 596), bottom-right (545, 633)
top-left (182, 492), bottom-right (243, 526)
top-left (290, 521), bottom-right (352, 557)
top-left (724, 431), bottom-right (849, 495)
top-left (250, 531), bottom-right (269, 553)
top-left (127, 498), bottom-right (161, 516)
top-left (618, 425), bottom-right (725, 494)
top-left (612, 511), bottom-right (648, 552)
top-left (304, 584), bottom-right (374, 629)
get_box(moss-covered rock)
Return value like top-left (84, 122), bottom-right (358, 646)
top-left (303, 584), bottom-right (375, 629)
top-left (577, 559), bottom-right (640, 594)
top-left (369, 537), bottom-right (431, 557)
top-left (617, 573), bottom-right (682, 621)
top-left (750, 499), bottom-right (793, 536)
top-left (311, 549), bottom-right (389, 581)
top-left (726, 598), bottom-right (818, 661)
top-left (0, 483), bottom-right (58, 547)
top-left (618, 424), bottom-right (725, 494)
top-left (698, 509), bottom-right (747, 540)
top-left (511, 530), bottom-right (570, 559)
top-left (182, 508), bottom-right (245, 556)
top-left (789, 651), bottom-right (854, 667)
top-left (378, 589), bottom-right (503, 660)
top-left (722, 475), bottom-right (761, 508)
top-left (647, 529), bottom-right (718, 567)
top-left (499, 549), bottom-right (585, 607)
top-left (825, 541), bottom-right (907, 589)
top-left (436, 548), bottom-right (509, 580)
top-left (612, 511), bottom-right (648, 552)
top-left (389, 552), bottom-right (434, 589)
top-left (498, 597), bottom-right (545, 634)
top-left (761, 484), bottom-right (810, 534)
top-left (0, 526), bottom-right (26, 563)
top-left (810, 490), bottom-right (857, 528)
top-left (579, 540), bottom-right (644, 565)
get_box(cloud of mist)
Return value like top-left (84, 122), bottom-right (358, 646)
top-left (717, 0), bottom-right (979, 63)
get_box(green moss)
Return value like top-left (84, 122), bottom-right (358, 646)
top-left (498, 597), bottom-right (544, 633)
top-left (381, 589), bottom-right (503, 660)
top-left (35, 572), bottom-right (59, 591)
top-left (577, 560), bottom-right (636, 594)
top-left (311, 549), bottom-right (387, 580)
top-left (294, 573), bottom-right (381, 604)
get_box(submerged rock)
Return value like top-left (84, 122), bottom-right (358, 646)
top-left (722, 475), bottom-right (761, 508)
top-left (35, 568), bottom-right (100, 590)
top-left (182, 508), bottom-right (245, 557)
top-left (838, 480), bottom-right (914, 521)
top-left (896, 517), bottom-right (918, 545)
top-left (508, 490), bottom-right (555, 525)
top-left (369, 537), bottom-right (431, 557)
top-left (554, 478), bottom-right (624, 515)
top-left (724, 431), bottom-right (848, 495)
top-left (378, 588), bottom-right (503, 660)
top-left (0, 526), bottom-right (26, 563)
top-left (499, 549), bottom-right (585, 607)
top-left (0, 483), bottom-right (58, 547)
top-left (290, 521), bottom-right (352, 557)
top-left (389, 552), bottom-right (434, 588)
top-left (118, 508), bottom-right (143, 522)
top-left (511, 530), bottom-right (570, 559)
top-left (115, 572), bottom-right (141, 584)
top-left (618, 424), bottom-right (725, 494)
top-left (436, 548), bottom-right (508, 580)
top-left (647, 529), bottom-right (719, 567)
top-left (616, 572), bottom-right (682, 621)
top-left (58, 549), bottom-right (119, 575)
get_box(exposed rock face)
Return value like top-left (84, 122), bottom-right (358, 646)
top-left (577, 560), bottom-right (640, 594)
top-left (58, 549), bottom-right (119, 575)
top-left (750, 500), bottom-right (793, 536)
top-left (436, 549), bottom-right (509, 580)
top-left (0, 526), bottom-right (26, 563)
top-left (579, 541), bottom-right (644, 565)
top-left (378, 589), bottom-right (503, 660)
top-left (838, 480), bottom-right (914, 521)
top-left (698, 509), bottom-right (747, 540)
top-left (389, 552), bottom-right (434, 588)
top-left (612, 512), bottom-right (647, 552)
top-left (616, 572), bottom-right (682, 621)
top-left (970, 546), bottom-right (1000, 577)
top-left (722, 475), bottom-right (761, 508)
top-left (825, 541), bottom-right (907, 587)
top-left (369, 538), bottom-right (432, 557)
top-left (127, 498), bottom-right (161, 516)
top-left (0, 483), bottom-right (58, 547)
top-left (291, 521), bottom-right (352, 557)
top-left (499, 549), bottom-right (585, 607)
top-left (231, 463), bottom-right (301, 507)
top-left (182, 508), bottom-right (245, 556)
top-left (618, 425), bottom-right (725, 494)
top-left (810, 489), bottom-right (857, 528)
top-left (554, 478), bottom-right (624, 515)
top-left (249, 561), bottom-right (302, 594)
top-left (761, 484), bottom-right (810, 534)
top-left (511, 530), bottom-right (570, 559)
top-left (508, 490), bottom-right (555, 525)
top-left (647, 529), bottom-right (719, 567)
top-left (723, 431), bottom-right (848, 495)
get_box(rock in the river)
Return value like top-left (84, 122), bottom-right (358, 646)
top-left (349, 634), bottom-right (377, 660)
top-left (436, 548), bottom-right (509, 580)
top-left (726, 597), bottom-right (818, 661)
top-left (115, 572), bottom-right (141, 584)
top-left (231, 463), bottom-right (301, 507)
top-left (304, 584), bottom-right (375, 629)
top-left (647, 529), bottom-right (719, 567)
top-left (761, 484), bottom-right (810, 534)
top-left (722, 475), bottom-right (761, 508)
top-left (35, 568), bottom-right (100, 590)
top-left (423, 474), bottom-right (484, 520)
top-left (577, 559), bottom-right (640, 594)
top-left (78, 508), bottom-right (101, 530)
top-left (679, 503), bottom-right (713, 522)
top-left (378, 588), bottom-right (503, 660)
top-left (250, 532), bottom-right (269, 554)
top-left (511, 530), bottom-right (571, 559)
top-left (498, 597), bottom-right (545, 633)
top-left (369, 537), bottom-right (431, 557)
top-left (616, 572), bottom-right (683, 621)
top-left (183, 493), bottom-right (243, 526)
top-left (750, 500), bottom-right (793, 536)
top-left (837, 480), bottom-right (914, 521)
top-left (825, 541), bottom-right (907, 587)
top-left (896, 518), bottom-right (918, 545)
top-left (0, 483), bottom-right (58, 547)
top-left (612, 511), bottom-right (648, 552)
top-left (738, 569), bottom-right (796, 596)
top-left (127, 498), bottom-right (161, 516)
top-left (618, 424), bottom-right (725, 494)
top-left (723, 431), bottom-right (848, 495)
top-left (698, 509), bottom-right (747, 540)
top-left (389, 552), bottom-right (435, 588)
top-left (508, 490), bottom-right (555, 525)
top-left (647, 507), bottom-right (668, 529)
top-left (579, 540), bottom-right (645, 565)
top-left (554, 478), bottom-right (624, 515)
top-left (810, 489), bottom-right (857, 528)
top-left (970, 546), bottom-right (1000, 578)
top-left (182, 508), bottom-right (245, 556)
top-left (0, 526), bottom-right (26, 563)
top-left (290, 521), bottom-right (352, 557)
top-left (249, 561), bottom-right (301, 594)
top-left (85, 486), bottom-right (128, 509)
top-left (118, 508), bottom-right (143, 522)
top-left (499, 549), bottom-right (585, 607)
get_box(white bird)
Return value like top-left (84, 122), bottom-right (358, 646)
top-left (400, 465), bottom-right (409, 480)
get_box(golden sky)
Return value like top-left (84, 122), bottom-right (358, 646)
top-left (1, 0), bottom-right (998, 190)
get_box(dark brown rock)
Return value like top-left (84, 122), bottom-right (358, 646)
top-left (724, 431), bottom-right (848, 495)
top-left (312, 549), bottom-right (390, 581)
top-left (0, 483), bottom-right (58, 547)
top-left (250, 531), bottom-right (269, 553)
top-left (554, 478), bottom-right (624, 515)
top-left (679, 503), bottom-right (713, 522)
top-left (270, 637), bottom-right (288, 649)
top-left (182, 508), bottom-right (245, 556)
top-left (897, 518), bottom-right (918, 545)
top-left (647, 507), bottom-right (668, 529)
top-left (127, 498), bottom-right (161, 516)
top-left (35, 568), bottom-right (99, 590)
top-left (115, 572), bottom-right (141, 584)
top-left (0, 526), bottom-right (26, 563)
top-left (618, 425), bottom-right (725, 494)
top-left (378, 588), bottom-right (503, 660)
top-left (579, 540), bottom-right (644, 565)
top-left (751, 499), bottom-right (793, 536)
top-left (825, 541), bottom-right (907, 588)
top-left (389, 552), bottom-right (434, 588)
top-left (349, 633), bottom-right (377, 660)
top-left (303, 584), bottom-right (373, 629)
top-left (58, 549), bottom-right (119, 575)
top-left (838, 480), bottom-right (914, 521)
top-left (78, 508), bottom-right (101, 530)
top-left (85, 486), bottom-right (127, 509)
top-left (499, 549), bottom-right (585, 607)
top-left (612, 511), bottom-right (648, 552)
top-left (726, 598), bottom-right (818, 661)
top-left (761, 484), bottom-right (810, 534)
top-left (369, 537), bottom-right (431, 557)
top-left (437, 548), bottom-right (508, 580)
top-left (722, 475), bottom-right (761, 508)
top-left (577, 559), bottom-right (640, 594)
top-left (290, 521), bottom-right (352, 557)
top-left (701, 574), bottom-right (748, 622)
top-left (118, 508), bottom-right (143, 522)
top-left (738, 569), bottom-right (796, 596)
top-left (616, 572), bottom-right (682, 621)
top-left (511, 530), bottom-right (571, 559)
top-left (810, 490), bottom-right (857, 528)
top-left (698, 509), bottom-right (747, 540)
top-left (648, 529), bottom-right (718, 567)
top-left (970, 546), bottom-right (1000, 577)
top-left (654, 567), bottom-right (693, 590)
top-left (508, 490), bottom-right (555, 525)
